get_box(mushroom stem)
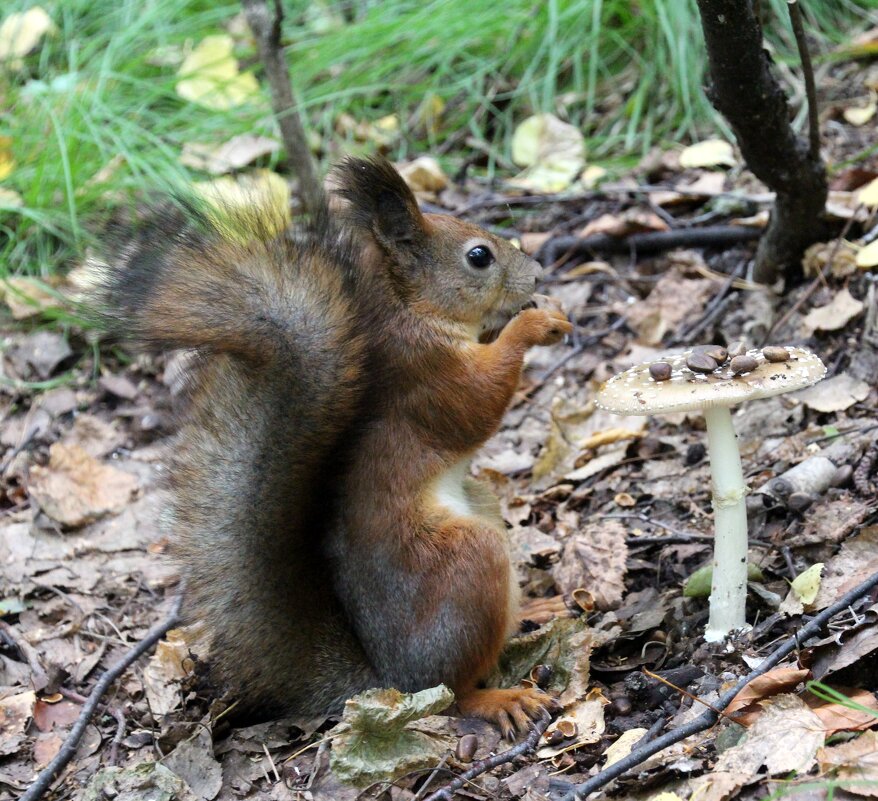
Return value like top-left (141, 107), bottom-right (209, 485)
top-left (703, 405), bottom-right (749, 642)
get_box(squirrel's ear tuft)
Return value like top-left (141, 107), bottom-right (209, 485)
top-left (331, 157), bottom-right (426, 253)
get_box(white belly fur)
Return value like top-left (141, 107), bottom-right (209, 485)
top-left (433, 459), bottom-right (474, 517)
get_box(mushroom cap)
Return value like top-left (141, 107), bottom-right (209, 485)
top-left (596, 346), bottom-right (826, 415)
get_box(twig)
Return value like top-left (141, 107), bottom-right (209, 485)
top-left (787, 0), bottom-right (820, 160)
top-left (600, 513), bottom-right (713, 542)
top-left (551, 570), bottom-right (878, 801)
top-left (241, 0), bottom-right (324, 216)
top-left (537, 226), bottom-right (761, 267)
top-left (20, 594), bottom-right (183, 801)
top-left (423, 713), bottom-right (552, 801)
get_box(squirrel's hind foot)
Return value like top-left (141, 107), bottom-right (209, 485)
top-left (456, 687), bottom-right (559, 741)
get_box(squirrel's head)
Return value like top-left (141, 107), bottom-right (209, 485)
top-left (331, 157), bottom-right (541, 339)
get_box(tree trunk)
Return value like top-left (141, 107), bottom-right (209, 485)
top-left (695, 0), bottom-right (827, 284)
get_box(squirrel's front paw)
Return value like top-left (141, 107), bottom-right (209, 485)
top-left (511, 307), bottom-right (573, 347)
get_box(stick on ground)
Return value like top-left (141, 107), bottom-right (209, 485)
top-left (20, 594), bottom-right (183, 801)
top-left (550, 569), bottom-right (878, 801)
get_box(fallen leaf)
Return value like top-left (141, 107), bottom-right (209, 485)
top-left (28, 443), bottom-right (138, 528)
top-left (813, 527), bottom-right (878, 610)
top-left (32, 733), bottom-right (64, 768)
top-left (398, 156), bottom-right (448, 199)
top-left (510, 113), bottom-right (586, 193)
top-left (164, 718), bottom-right (222, 801)
top-left (795, 373), bottom-right (870, 413)
top-left (537, 687), bottom-right (606, 758)
top-left (679, 139), bottom-right (736, 169)
top-left (603, 727), bottom-right (648, 767)
top-left (0, 7), bottom-right (54, 62)
top-left (818, 730), bottom-right (878, 797)
top-left (9, 330), bottom-right (72, 378)
top-left (0, 135), bottom-right (13, 180)
top-left (726, 667), bottom-right (811, 723)
top-left (715, 694), bottom-right (823, 776)
top-left (143, 629), bottom-right (191, 717)
top-left (779, 563), bottom-right (824, 615)
top-left (83, 763), bottom-right (194, 801)
top-left (807, 686), bottom-right (878, 735)
top-left (552, 520), bottom-right (628, 610)
top-left (2, 277), bottom-right (63, 320)
top-left (176, 34), bottom-right (259, 110)
top-left (857, 238), bottom-right (878, 268)
top-left (180, 134), bottom-right (279, 174)
top-left (579, 209), bottom-right (668, 238)
top-left (193, 169), bottom-right (290, 240)
top-left (580, 165), bottom-right (607, 188)
top-left (0, 691), bottom-right (35, 757)
top-left (801, 288), bottom-right (864, 333)
top-left (858, 177), bottom-right (878, 208)
top-left (329, 685), bottom-right (455, 788)
top-left (0, 186), bottom-right (22, 208)
top-left (844, 94), bottom-right (877, 126)
top-left (684, 564), bottom-right (764, 598)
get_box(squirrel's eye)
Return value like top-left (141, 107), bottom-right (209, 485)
top-left (466, 246), bottom-right (494, 269)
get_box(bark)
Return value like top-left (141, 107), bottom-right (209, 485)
top-left (242, 0), bottom-right (325, 217)
top-left (695, 0), bottom-right (827, 284)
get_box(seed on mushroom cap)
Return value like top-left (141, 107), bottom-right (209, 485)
top-left (695, 344), bottom-right (728, 364)
top-left (762, 346), bottom-right (790, 363)
top-left (687, 352), bottom-right (718, 373)
top-left (649, 362), bottom-right (673, 381)
top-left (730, 354), bottom-right (758, 375)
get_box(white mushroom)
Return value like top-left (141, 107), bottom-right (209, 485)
top-left (596, 346), bottom-right (826, 642)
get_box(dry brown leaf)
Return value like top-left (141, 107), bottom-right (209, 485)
top-left (2, 277), bottom-right (62, 320)
top-left (537, 687), bottom-right (606, 758)
top-left (552, 520), bottom-right (628, 610)
top-left (796, 373), bottom-right (871, 413)
top-left (398, 156), bottom-right (448, 199)
top-left (579, 208), bottom-right (668, 238)
top-left (801, 288), bottom-right (864, 333)
top-left (806, 686), bottom-right (878, 735)
top-left (726, 667), bottom-right (811, 723)
top-left (715, 694), bottom-right (823, 776)
top-left (0, 690), bottom-right (36, 757)
top-left (818, 730), bottom-right (878, 797)
top-left (622, 268), bottom-right (719, 345)
top-left (143, 629), bottom-right (191, 717)
top-left (180, 134), bottom-right (279, 174)
top-left (27, 443), bottom-right (138, 528)
top-left (813, 527), bottom-right (878, 610)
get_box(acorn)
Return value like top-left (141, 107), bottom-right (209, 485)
top-left (456, 734), bottom-right (478, 763)
top-left (730, 354), bottom-right (758, 375)
top-left (649, 362), bottom-right (672, 381)
top-left (686, 352), bottom-right (718, 373)
top-left (762, 346), bottom-right (790, 363)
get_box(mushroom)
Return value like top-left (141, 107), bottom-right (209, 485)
top-left (595, 345), bottom-right (826, 642)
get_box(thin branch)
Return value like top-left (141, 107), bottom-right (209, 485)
top-left (536, 226), bottom-right (762, 267)
top-left (423, 713), bottom-right (552, 801)
top-left (241, 0), bottom-right (324, 216)
top-left (787, 0), bottom-right (820, 160)
top-left (20, 594), bottom-right (183, 801)
top-left (551, 570), bottom-right (878, 801)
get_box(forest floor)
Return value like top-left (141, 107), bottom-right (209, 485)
top-left (3, 53), bottom-right (878, 801)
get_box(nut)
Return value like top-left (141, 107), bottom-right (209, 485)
top-left (695, 344), bottom-right (728, 364)
top-left (788, 492), bottom-right (814, 512)
top-left (611, 696), bottom-right (632, 715)
top-left (545, 728), bottom-right (566, 746)
top-left (649, 362), bottom-right (672, 381)
top-left (729, 354), bottom-right (758, 375)
top-left (762, 346), bottom-right (790, 363)
top-left (530, 664), bottom-right (552, 689)
top-left (830, 464), bottom-right (853, 488)
top-left (686, 352), bottom-right (718, 373)
top-left (556, 718), bottom-right (577, 739)
top-left (456, 734), bottom-right (478, 763)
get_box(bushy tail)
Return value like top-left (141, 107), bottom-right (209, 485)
top-left (93, 203), bottom-right (377, 717)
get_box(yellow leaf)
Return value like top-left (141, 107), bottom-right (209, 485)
top-left (509, 113), bottom-right (585, 193)
top-left (0, 7), bottom-right (54, 62)
top-left (679, 139), bottom-right (736, 169)
top-left (0, 135), bottom-right (13, 181)
top-left (843, 94), bottom-right (877, 127)
top-left (856, 238), bottom-right (878, 269)
top-left (857, 177), bottom-right (878, 208)
top-left (0, 187), bottom-right (21, 209)
top-left (193, 169), bottom-right (290, 242)
top-left (176, 35), bottom-right (259, 110)
top-left (581, 427), bottom-right (640, 450)
top-left (790, 563), bottom-right (823, 606)
top-left (580, 164), bottom-right (607, 188)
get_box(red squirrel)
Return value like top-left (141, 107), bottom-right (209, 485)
top-left (97, 157), bottom-right (572, 738)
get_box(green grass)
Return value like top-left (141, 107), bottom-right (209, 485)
top-left (0, 0), bottom-right (875, 280)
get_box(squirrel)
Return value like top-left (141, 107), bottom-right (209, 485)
top-left (96, 157), bottom-right (572, 738)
